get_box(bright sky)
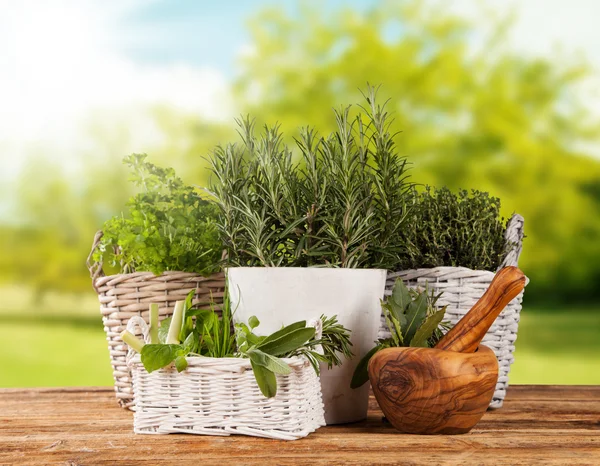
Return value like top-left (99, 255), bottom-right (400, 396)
top-left (0, 0), bottom-right (599, 188)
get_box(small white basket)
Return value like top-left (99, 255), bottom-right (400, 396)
top-left (126, 317), bottom-right (325, 440)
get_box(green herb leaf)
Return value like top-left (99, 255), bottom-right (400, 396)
top-left (235, 321), bottom-right (262, 346)
top-left (258, 320), bottom-right (307, 347)
top-left (247, 349), bottom-right (291, 375)
top-left (140, 344), bottom-right (181, 373)
top-left (392, 279), bottom-right (411, 311)
top-left (207, 89), bottom-right (412, 270)
top-left (179, 316), bottom-right (194, 345)
top-left (369, 280), bottom-right (449, 381)
top-left (197, 311), bottom-right (218, 334)
top-left (386, 299), bottom-right (408, 331)
top-left (308, 314), bottom-right (353, 369)
top-left (250, 360), bottom-right (277, 398)
top-left (410, 307), bottom-right (447, 348)
top-left (235, 324), bottom-right (248, 349)
top-left (389, 313), bottom-right (404, 346)
top-left (178, 291), bottom-right (196, 343)
top-left (247, 332), bottom-right (262, 346)
top-left (399, 186), bottom-right (509, 271)
top-left (184, 289), bottom-right (195, 312)
top-left (157, 317), bottom-right (172, 344)
top-left (248, 315), bottom-right (260, 330)
top-left (404, 292), bottom-right (428, 343)
top-left (257, 327), bottom-right (316, 356)
top-left (183, 331), bottom-right (197, 354)
top-left (351, 345), bottom-right (383, 389)
top-left (185, 308), bottom-right (210, 318)
top-left (174, 355), bottom-right (188, 372)
top-left (382, 303), bottom-right (404, 347)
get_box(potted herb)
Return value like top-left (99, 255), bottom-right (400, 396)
top-left (384, 186), bottom-right (526, 408)
top-left (207, 88), bottom-right (411, 424)
top-left (121, 290), bottom-right (352, 440)
top-left (87, 154), bottom-right (225, 409)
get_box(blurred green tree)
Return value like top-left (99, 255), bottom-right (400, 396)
top-left (235, 0), bottom-right (600, 302)
top-left (1, 157), bottom-right (131, 297)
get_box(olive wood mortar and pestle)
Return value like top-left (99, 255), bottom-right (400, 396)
top-left (369, 266), bottom-right (527, 435)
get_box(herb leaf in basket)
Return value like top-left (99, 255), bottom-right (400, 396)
top-left (141, 344), bottom-right (183, 373)
top-left (255, 327), bottom-right (317, 356)
top-left (235, 313), bottom-right (353, 397)
top-left (350, 279), bottom-right (450, 389)
top-left (234, 317), bottom-right (315, 397)
top-left (121, 290), bottom-right (353, 398)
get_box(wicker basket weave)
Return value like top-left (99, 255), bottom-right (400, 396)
top-left (380, 214), bottom-right (525, 409)
top-left (126, 317), bottom-right (325, 440)
top-left (87, 231), bottom-right (226, 409)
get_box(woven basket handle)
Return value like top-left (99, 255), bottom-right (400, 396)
top-left (499, 214), bottom-right (525, 269)
top-left (86, 230), bottom-right (105, 290)
top-left (125, 316), bottom-right (151, 365)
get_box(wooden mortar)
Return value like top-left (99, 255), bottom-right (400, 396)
top-left (369, 266), bottom-right (526, 435)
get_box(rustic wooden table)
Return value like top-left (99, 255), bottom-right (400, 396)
top-left (0, 385), bottom-right (598, 465)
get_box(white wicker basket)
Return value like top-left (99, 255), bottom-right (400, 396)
top-left (86, 231), bottom-right (226, 409)
top-left (380, 214), bottom-right (525, 409)
top-left (126, 317), bottom-right (325, 440)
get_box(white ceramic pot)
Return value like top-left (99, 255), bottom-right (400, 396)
top-left (227, 267), bottom-right (387, 425)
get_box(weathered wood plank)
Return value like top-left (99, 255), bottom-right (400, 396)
top-left (0, 386), bottom-right (599, 465)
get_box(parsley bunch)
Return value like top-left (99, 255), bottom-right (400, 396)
top-left (94, 154), bottom-right (222, 276)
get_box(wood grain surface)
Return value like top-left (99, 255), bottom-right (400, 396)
top-left (1, 385), bottom-right (599, 465)
top-left (436, 266), bottom-right (527, 353)
top-left (369, 345), bottom-right (498, 434)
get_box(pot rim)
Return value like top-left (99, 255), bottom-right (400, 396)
top-left (225, 266), bottom-right (388, 272)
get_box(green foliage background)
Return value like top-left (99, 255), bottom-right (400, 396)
top-left (1, 1), bottom-right (599, 386)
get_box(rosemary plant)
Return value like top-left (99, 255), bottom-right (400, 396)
top-left (207, 86), bottom-right (412, 269)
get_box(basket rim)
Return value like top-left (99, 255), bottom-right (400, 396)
top-left (94, 269), bottom-right (225, 287)
top-left (389, 265), bottom-right (496, 274)
top-left (387, 266), bottom-right (529, 287)
top-left (128, 354), bottom-right (310, 370)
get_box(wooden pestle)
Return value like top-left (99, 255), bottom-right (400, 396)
top-left (435, 266), bottom-right (526, 353)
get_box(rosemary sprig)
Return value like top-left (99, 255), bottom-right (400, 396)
top-left (291, 314), bottom-right (354, 374)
